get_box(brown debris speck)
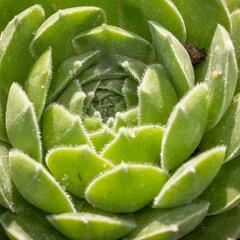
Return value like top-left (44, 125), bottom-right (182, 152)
top-left (185, 43), bottom-right (206, 66)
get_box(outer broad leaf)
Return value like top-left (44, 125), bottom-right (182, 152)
top-left (30, 7), bottom-right (106, 68)
top-left (42, 104), bottom-right (90, 151)
top-left (85, 164), bottom-right (168, 213)
top-left (161, 84), bottom-right (208, 171)
top-left (125, 200), bottom-right (209, 240)
top-left (73, 24), bottom-right (155, 63)
top-left (0, 207), bottom-right (67, 240)
top-left (0, 145), bottom-right (15, 211)
top-left (48, 211), bottom-right (136, 240)
top-left (102, 126), bottom-right (164, 165)
top-left (25, 48), bottom-right (52, 121)
top-left (171, 0), bottom-right (231, 49)
top-left (9, 150), bottom-right (75, 214)
top-left (0, 5), bottom-right (45, 96)
top-left (203, 25), bottom-right (238, 130)
top-left (201, 157), bottom-right (240, 215)
top-left (116, 0), bottom-right (186, 42)
top-left (46, 146), bottom-right (113, 198)
top-left (6, 83), bottom-right (42, 162)
top-left (200, 95), bottom-right (240, 162)
top-left (139, 64), bottom-right (178, 125)
top-left (183, 206), bottom-right (240, 240)
top-left (149, 21), bottom-right (194, 98)
top-left (154, 147), bottom-right (225, 208)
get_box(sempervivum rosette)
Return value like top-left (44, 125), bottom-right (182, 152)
top-left (0, 1), bottom-right (240, 240)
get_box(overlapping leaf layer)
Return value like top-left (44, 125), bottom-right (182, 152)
top-left (0, 1), bottom-right (240, 239)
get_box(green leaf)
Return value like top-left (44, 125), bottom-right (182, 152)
top-left (139, 64), bottom-right (178, 125)
top-left (113, 107), bottom-right (138, 132)
top-left (0, 145), bottom-right (15, 211)
top-left (9, 150), bottom-right (75, 214)
top-left (48, 211), bottom-right (136, 240)
top-left (6, 83), bottom-right (42, 162)
top-left (89, 127), bottom-right (115, 153)
top-left (25, 48), bottom-right (52, 121)
top-left (203, 25), bottom-right (238, 130)
top-left (30, 7), bottom-right (106, 69)
top-left (85, 164), bottom-right (168, 213)
top-left (69, 91), bottom-right (86, 117)
top-left (162, 84), bottom-right (208, 171)
top-left (231, 10), bottom-right (240, 93)
top-left (83, 112), bottom-right (104, 133)
top-left (154, 147), bottom-right (225, 208)
top-left (122, 78), bottom-right (138, 108)
top-left (46, 146), bottom-right (113, 198)
top-left (48, 51), bottom-right (100, 102)
top-left (200, 95), bottom-right (240, 162)
top-left (201, 157), bottom-right (240, 215)
top-left (125, 200), bottom-right (209, 240)
top-left (226, 0), bottom-right (240, 12)
top-left (171, 0), bottom-right (231, 49)
top-left (42, 104), bottom-right (90, 151)
top-left (116, 0), bottom-right (186, 42)
top-left (149, 21), bottom-right (195, 98)
top-left (102, 126), bottom-right (164, 165)
top-left (183, 206), bottom-right (240, 240)
top-left (72, 24), bottom-right (155, 63)
top-left (0, 207), bottom-right (67, 240)
top-left (0, 5), bottom-right (45, 96)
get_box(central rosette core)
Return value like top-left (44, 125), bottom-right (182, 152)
top-left (47, 24), bottom-right (153, 121)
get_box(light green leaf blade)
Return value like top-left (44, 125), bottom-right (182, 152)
top-left (46, 146), bottom-right (113, 198)
top-left (125, 200), bottom-right (209, 240)
top-left (200, 95), bottom-right (240, 162)
top-left (139, 64), bottom-right (178, 125)
top-left (48, 211), bottom-right (136, 240)
top-left (42, 104), bottom-right (90, 151)
top-left (203, 25), bottom-right (238, 130)
top-left (201, 156), bottom-right (240, 215)
top-left (6, 83), bottom-right (42, 162)
top-left (30, 7), bottom-right (106, 69)
top-left (69, 91), bottom-right (86, 117)
top-left (183, 206), bottom-right (240, 240)
top-left (25, 48), bottom-right (52, 121)
top-left (0, 207), bottom-right (67, 240)
top-left (113, 107), bottom-right (138, 132)
top-left (171, 0), bottom-right (231, 49)
top-left (102, 126), bottom-right (164, 165)
top-left (154, 147), bottom-right (225, 208)
top-left (89, 127), bottom-right (115, 153)
top-left (149, 21), bottom-right (194, 98)
top-left (72, 24), bottom-right (155, 63)
top-left (0, 5), bottom-right (45, 96)
top-left (162, 84), bottom-right (209, 171)
top-left (9, 150), bottom-right (75, 214)
top-left (83, 112), bottom-right (104, 133)
top-left (85, 164), bottom-right (168, 213)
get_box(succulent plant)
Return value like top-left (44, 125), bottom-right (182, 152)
top-left (0, 0), bottom-right (240, 239)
